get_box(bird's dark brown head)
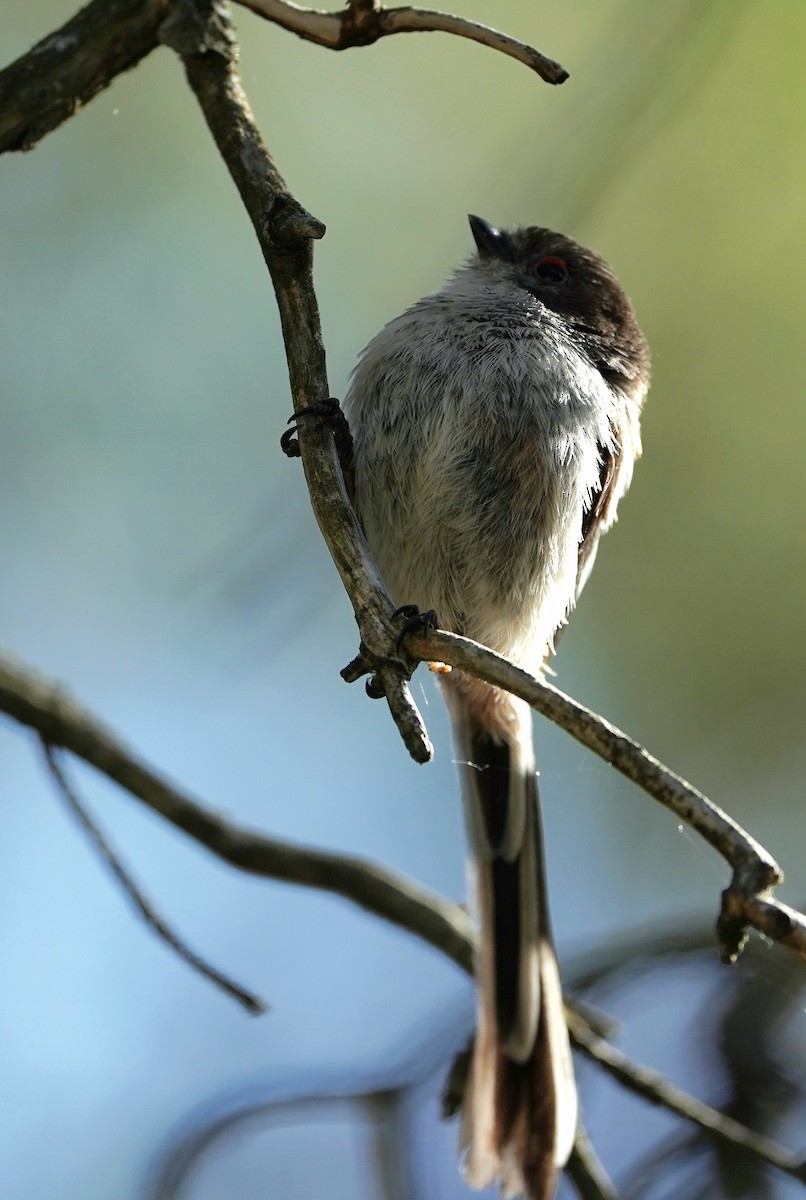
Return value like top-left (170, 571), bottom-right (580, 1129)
top-left (468, 214), bottom-right (650, 396)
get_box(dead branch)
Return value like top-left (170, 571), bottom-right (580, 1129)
top-left (0, 0), bottom-right (565, 156)
top-left (0, 0), bottom-right (170, 153)
top-left (566, 1008), bottom-right (806, 1186)
top-left (1, 1), bottom-right (804, 1192)
top-left (236, 0), bottom-right (568, 84)
top-left (41, 740), bottom-right (266, 1014)
top-left (160, 0), bottom-right (435, 763)
top-left (387, 627), bottom-right (806, 969)
top-left (0, 649), bottom-right (473, 974)
top-left (0, 647), bottom-right (803, 1186)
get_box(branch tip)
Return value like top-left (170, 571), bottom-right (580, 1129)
top-left (268, 197), bottom-right (326, 243)
top-left (341, 652), bottom-right (371, 682)
top-left (382, 672), bottom-right (433, 762)
top-left (237, 1), bottom-right (568, 85)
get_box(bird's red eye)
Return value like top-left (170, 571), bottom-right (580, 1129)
top-left (535, 255), bottom-right (568, 283)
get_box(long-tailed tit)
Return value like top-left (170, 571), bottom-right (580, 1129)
top-left (344, 215), bottom-right (650, 1199)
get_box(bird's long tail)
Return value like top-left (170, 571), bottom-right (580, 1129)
top-left (443, 679), bottom-right (577, 1200)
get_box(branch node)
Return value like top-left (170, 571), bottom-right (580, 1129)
top-left (159, 0), bottom-right (236, 60)
top-left (341, 651), bottom-right (371, 682)
top-left (341, 0), bottom-right (383, 48)
top-left (718, 854), bottom-right (787, 963)
top-left (268, 193), bottom-right (326, 243)
top-left (263, 194), bottom-right (326, 252)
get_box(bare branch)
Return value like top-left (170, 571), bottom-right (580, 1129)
top-left (352, 624), bottom-right (806, 971)
top-left (350, 624), bottom-right (802, 969)
top-left (566, 1008), bottom-right (806, 1186)
top-left (399, 631), bottom-right (772, 885)
top-left (236, 0), bottom-right (569, 84)
top-left (0, 649), bottom-right (472, 974)
top-left (1, 647), bottom-right (804, 1186)
top-left (0, 0), bottom-right (564, 159)
top-left (0, 0), bottom-right (169, 154)
top-left (40, 739), bottom-right (266, 1014)
top-left (158, 0), bottom-right (433, 762)
top-left (171, 0), bottom-right (804, 981)
top-left (3, 2), bottom-right (802, 1188)
top-left (567, 1126), bottom-right (621, 1200)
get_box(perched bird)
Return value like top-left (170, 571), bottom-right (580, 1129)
top-left (343, 215), bottom-right (650, 1199)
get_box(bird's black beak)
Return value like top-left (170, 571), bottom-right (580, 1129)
top-left (468, 214), bottom-right (512, 262)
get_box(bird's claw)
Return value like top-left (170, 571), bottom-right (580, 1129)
top-left (392, 605), bottom-right (439, 653)
top-left (280, 397), bottom-right (354, 468)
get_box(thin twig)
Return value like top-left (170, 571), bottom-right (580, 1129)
top-left (390, 626), bottom-right (806, 969)
top-left (385, 629), bottom-right (776, 883)
top-left (566, 1008), bottom-right (806, 1186)
top-left (236, 0), bottom-right (568, 84)
top-left (0, 650), bottom-right (472, 974)
top-left (40, 739), bottom-right (266, 1015)
top-left (567, 1124), bottom-right (621, 1200)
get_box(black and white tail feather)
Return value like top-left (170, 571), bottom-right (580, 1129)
top-left (446, 684), bottom-right (576, 1199)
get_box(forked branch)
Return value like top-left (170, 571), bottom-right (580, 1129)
top-left (236, 0), bottom-right (568, 83)
top-left (0, 649), bottom-right (803, 1186)
top-left (0, 650), bottom-right (472, 977)
top-left (0, 0), bottom-right (565, 154)
top-left (1, 0), bottom-right (803, 1191)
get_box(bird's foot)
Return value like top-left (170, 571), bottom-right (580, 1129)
top-left (280, 397), bottom-right (353, 474)
top-left (392, 605), bottom-right (441, 655)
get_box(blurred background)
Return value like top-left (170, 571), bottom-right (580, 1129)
top-left (1, 1), bottom-right (805, 1196)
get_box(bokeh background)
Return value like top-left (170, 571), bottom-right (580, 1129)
top-left (1, 1), bottom-right (804, 1197)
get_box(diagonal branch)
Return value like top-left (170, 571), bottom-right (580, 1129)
top-left (236, 0), bottom-right (568, 84)
top-left (40, 740), bottom-right (266, 1014)
top-left (160, 0), bottom-right (433, 764)
top-left (0, 0), bottom-right (170, 153)
top-left (389, 626), bottom-right (806, 970)
top-left (343, 594), bottom-right (806, 973)
top-left (0, 649), bottom-right (473, 975)
top-left (566, 1008), bottom-right (806, 1186)
top-left (566, 1126), bottom-right (622, 1200)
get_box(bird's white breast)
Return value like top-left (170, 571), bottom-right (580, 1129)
top-left (344, 268), bottom-right (618, 670)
